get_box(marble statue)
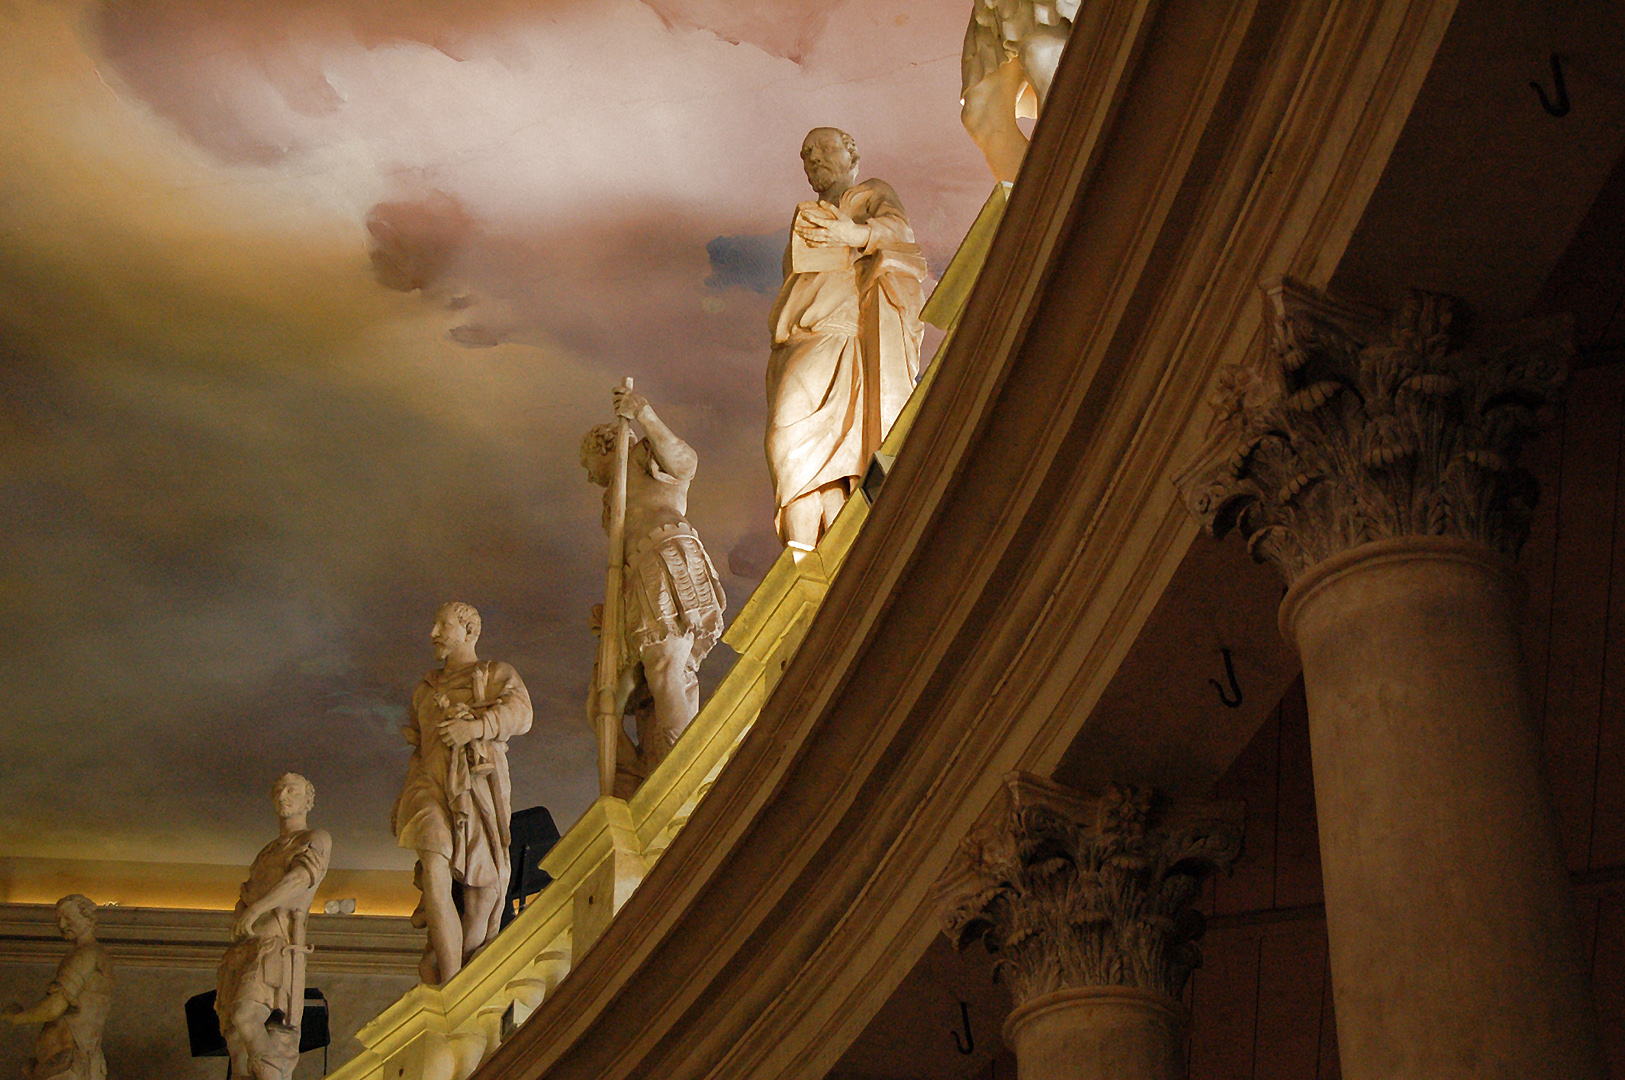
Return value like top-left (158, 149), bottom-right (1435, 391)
top-left (767, 127), bottom-right (927, 548)
top-left (582, 386), bottom-right (727, 795)
top-left (960, 0), bottom-right (1076, 182)
top-left (216, 773), bottom-right (330, 1080)
top-left (393, 602), bottom-right (533, 984)
top-left (2, 895), bottom-right (112, 1080)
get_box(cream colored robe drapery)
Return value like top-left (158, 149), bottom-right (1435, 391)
top-left (216, 829), bottom-right (330, 1027)
top-left (392, 659), bottom-right (533, 926)
top-left (766, 178), bottom-right (926, 535)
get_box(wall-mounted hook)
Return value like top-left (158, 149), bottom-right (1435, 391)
top-left (1530, 53), bottom-right (1570, 117)
top-left (1209, 647), bottom-right (1244, 709)
top-left (951, 1000), bottom-right (975, 1055)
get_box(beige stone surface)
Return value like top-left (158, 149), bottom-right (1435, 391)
top-left (941, 775), bottom-right (1240, 1008)
top-left (1179, 278), bottom-right (1568, 585)
top-left (939, 776), bottom-right (1233, 1080)
top-left (1283, 537), bottom-right (1604, 1080)
top-left (1182, 275), bottom-right (1604, 1076)
top-left (218, 774), bottom-right (331, 1080)
top-left (959, 0), bottom-right (1074, 181)
top-left (1, 896), bottom-right (111, 1080)
top-left (563, 801), bottom-right (647, 963)
top-left (582, 388), bottom-right (727, 796)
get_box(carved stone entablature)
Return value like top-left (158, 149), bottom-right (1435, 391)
top-left (939, 774), bottom-right (1242, 1007)
top-left (1176, 278), bottom-right (1569, 584)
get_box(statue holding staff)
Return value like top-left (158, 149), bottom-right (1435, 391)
top-left (216, 773), bottom-right (329, 1080)
top-left (767, 127), bottom-right (926, 547)
top-left (3, 894), bottom-right (112, 1080)
top-left (393, 602), bottom-right (533, 984)
top-left (582, 384), bottom-right (726, 797)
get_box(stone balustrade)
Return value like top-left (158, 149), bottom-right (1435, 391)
top-left (320, 536), bottom-right (836, 1080)
top-left (316, 183), bottom-right (1007, 1080)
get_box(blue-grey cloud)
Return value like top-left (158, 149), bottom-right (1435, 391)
top-left (705, 231), bottom-right (787, 295)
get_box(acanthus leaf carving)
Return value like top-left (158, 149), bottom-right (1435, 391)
top-left (940, 775), bottom-right (1242, 1008)
top-left (1176, 278), bottom-right (1569, 584)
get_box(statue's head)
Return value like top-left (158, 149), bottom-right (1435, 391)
top-left (801, 127), bottom-right (859, 193)
top-left (272, 772), bottom-right (316, 819)
top-left (431, 601), bottom-right (481, 660)
top-left (580, 423), bottom-right (618, 487)
top-left (54, 894), bottom-right (96, 940)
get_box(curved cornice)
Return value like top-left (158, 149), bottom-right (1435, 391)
top-left (477, 1), bottom-right (1457, 1077)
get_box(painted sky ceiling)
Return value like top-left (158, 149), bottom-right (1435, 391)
top-left (0, 0), bottom-right (992, 870)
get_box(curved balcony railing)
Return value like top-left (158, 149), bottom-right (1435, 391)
top-left (320, 183), bottom-right (1008, 1080)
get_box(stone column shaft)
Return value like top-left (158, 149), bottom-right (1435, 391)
top-left (1284, 537), bottom-right (1600, 1077)
top-left (1005, 988), bottom-right (1184, 1080)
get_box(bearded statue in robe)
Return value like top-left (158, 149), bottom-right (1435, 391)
top-left (393, 602), bottom-right (533, 985)
top-left (766, 127), bottom-right (927, 549)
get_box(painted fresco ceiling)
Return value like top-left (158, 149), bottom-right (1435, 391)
top-left (0, 0), bottom-right (992, 871)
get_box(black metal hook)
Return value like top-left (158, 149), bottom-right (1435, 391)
top-left (1530, 53), bottom-right (1570, 117)
top-left (952, 1000), bottom-right (975, 1055)
top-left (1209, 647), bottom-right (1243, 709)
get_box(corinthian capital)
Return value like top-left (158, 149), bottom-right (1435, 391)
top-left (939, 774), bottom-right (1241, 1007)
top-left (1177, 278), bottom-right (1569, 584)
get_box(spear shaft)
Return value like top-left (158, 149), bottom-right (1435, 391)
top-left (595, 377), bottom-right (634, 796)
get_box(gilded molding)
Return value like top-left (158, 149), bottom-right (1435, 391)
top-left (941, 774), bottom-right (1241, 1006)
top-left (1178, 278), bottom-right (1569, 584)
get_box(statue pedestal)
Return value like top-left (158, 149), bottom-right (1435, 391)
top-left (540, 796), bottom-right (647, 961)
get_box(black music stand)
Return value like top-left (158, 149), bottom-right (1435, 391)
top-left (502, 805), bottom-right (561, 927)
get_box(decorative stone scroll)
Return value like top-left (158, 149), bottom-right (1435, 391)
top-left (1177, 278), bottom-right (1569, 584)
top-left (940, 774), bottom-right (1241, 1007)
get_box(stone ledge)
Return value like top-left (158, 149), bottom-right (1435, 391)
top-left (0, 903), bottom-right (420, 975)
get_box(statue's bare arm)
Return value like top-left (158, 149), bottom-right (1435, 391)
top-left (2, 986), bottom-right (69, 1025)
top-left (615, 389), bottom-right (697, 481)
top-left (2, 949), bottom-right (95, 1024)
